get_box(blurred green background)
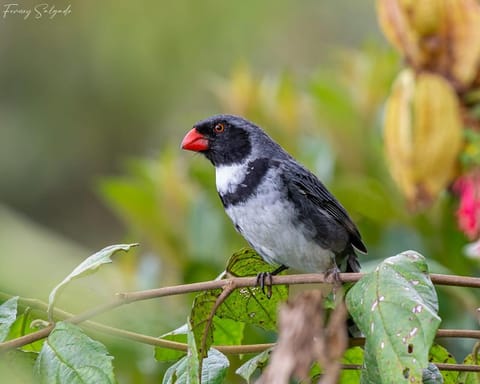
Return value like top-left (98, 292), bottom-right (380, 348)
top-left (1, 1), bottom-right (478, 383)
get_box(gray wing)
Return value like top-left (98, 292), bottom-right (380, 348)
top-left (278, 160), bottom-right (367, 255)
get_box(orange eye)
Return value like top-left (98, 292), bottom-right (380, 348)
top-left (214, 123), bottom-right (225, 133)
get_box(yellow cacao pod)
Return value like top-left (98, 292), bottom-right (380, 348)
top-left (384, 69), bottom-right (463, 207)
top-left (377, 0), bottom-right (480, 88)
top-left (444, 0), bottom-right (480, 87)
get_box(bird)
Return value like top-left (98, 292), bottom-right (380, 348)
top-left (181, 114), bottom-right (366, 294)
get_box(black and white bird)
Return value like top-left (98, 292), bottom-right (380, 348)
top-left (181, 114), bottom-right (366, 288)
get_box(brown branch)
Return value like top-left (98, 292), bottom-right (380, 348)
top-left (2, 272), bottom-right (480, 353)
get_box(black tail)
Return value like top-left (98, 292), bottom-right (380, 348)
top-left (337, 245), bottom-right (361, 273)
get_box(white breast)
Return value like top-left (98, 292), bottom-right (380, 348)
top-left (222, 170), bottom-right (335, 273)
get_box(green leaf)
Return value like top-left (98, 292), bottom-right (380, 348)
top-left (201, 349), bottom-right (229, 384)
top-left (236, 348), bottom-right (272, 383)
top-left (428, 344), bottom-right (457, 384)
top-left (163, 323), bottom-right (229, 384)
top-left (346, 251), bottom-right (441, 384)
top-left (219, 248), bottom-right (288, 330)
top-left (0, 296), bottom-right (18, 342)
top-left (155, 324), bottom-right (188, 362)
top-left (7, 308), bottom-right (44, 352)
top-left (189, 248), bottom-right (285, 357)
top-left (211, 317), bottom-right (244, 346)
top-left (163, 357), bottom-right (188, 384)
top-left (155, 317), bottom-right (243, 363)
top-left (163, 348), bottom-right (228, 384)
top-left (422, 363), bottom-right (443, 384)
top-left (163, 325), bottom-right (200, 384)
top-left (457, 353), bottom-right (480, 384)
top-left (34, 322), bottom-right (116, 384)
top-left (340, 347), bottom-right (364, 383)
top-left (190, 289), bottom-right (222, 357)
top-left (47, 243), bottom-right (138, 321)
top-left (186, 328), bottom-right (200, 384)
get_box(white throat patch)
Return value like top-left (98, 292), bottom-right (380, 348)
top-left (216, 163), bottom-right (247, 194)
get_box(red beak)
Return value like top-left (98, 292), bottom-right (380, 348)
top-left (181, 128), bottom-right (209, 152)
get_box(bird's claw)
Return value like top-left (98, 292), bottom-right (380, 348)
top-left (325, 265), bottom-right (341, 284)
top-left (256, 272), bottom-right (273, 299)
top-left (325, 265), bottom-right (342, 298)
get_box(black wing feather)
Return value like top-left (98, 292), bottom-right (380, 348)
top-left (279, 160), bottom-right (367, 254)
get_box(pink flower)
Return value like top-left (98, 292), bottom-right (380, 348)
top-left (454, 172), bottom-right (480, 239)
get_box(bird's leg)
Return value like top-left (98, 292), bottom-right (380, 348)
top-left (325, 264), bottom-right (342, 299)
top-left (256, 264), bottom-right (288, 299)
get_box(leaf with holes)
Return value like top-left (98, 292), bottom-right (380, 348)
top-left (219, 248), bottom-right (288, 330)
top-left (0, 296), bottom-right (18, 342)
top-left (346, 251), bottom-right (441, 384)
top-left (34, 322), bottom-right (116, 384)
top-left (190, 289), bottom-right (222, 357)
top-left (189, 248), bottom-right (285, 358)
top-left (428, 344), bottom-right (457, 384)
top-left (47, 243), bottom-right (138, 321)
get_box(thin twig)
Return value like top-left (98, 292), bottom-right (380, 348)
top-left (2, 272), bottom-right (480, 353)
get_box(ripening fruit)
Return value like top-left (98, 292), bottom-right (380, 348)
top-left (384, 69), bottom-right (463, 208)
top-left (377, 0), bottom-right (480, 89)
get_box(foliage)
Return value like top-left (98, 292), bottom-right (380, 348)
top-left (34, 322), bottom-right (116, 384)
top-left (346, 251), bottom-right (441, 383)
top-left (2, 1), bottom-right (480, 382)
top-left (1, 245), bottom-right (478, 383)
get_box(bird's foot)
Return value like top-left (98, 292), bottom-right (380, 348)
top-left (256, 271), bottom-right (273, 299)
top-left (255, 265), bottom-right (288, 299)
top-left (325, 265), bottom-right (342, 299)
top-left (325, 265), bottom-right (341, 283)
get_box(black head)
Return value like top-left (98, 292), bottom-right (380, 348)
top-left (181, 114), bottom-right (256, 166)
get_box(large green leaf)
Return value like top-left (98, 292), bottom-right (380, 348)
top-left (218, 248), bottom-right (288, 330)
top-left (190, 289), bottom-right (222, 357)
top-left (211, 317), bottom-right (244, 346)
top-left (34, 322), bottom-right (116, 384)
top-left (0, 296), bottom-right (18, 342)
top-left (47, 243), bottom-right (138, 321)
top-left (346, 251), bottom-right (441, 383)
top-left (188, 248), bottom-right (285, 357)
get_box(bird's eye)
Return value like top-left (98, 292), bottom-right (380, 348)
top-left (214, 123), bottom-right (225, 133)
